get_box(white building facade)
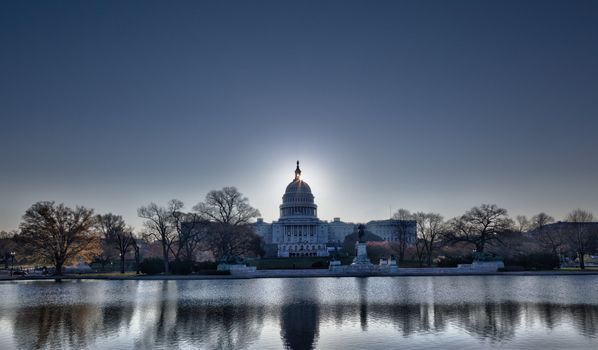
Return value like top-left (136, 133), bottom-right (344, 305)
top-left (254, 162), bottom-right (416, 258)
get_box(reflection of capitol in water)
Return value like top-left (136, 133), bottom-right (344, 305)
top-left (1, 278), bottom-right (598, 350)
top-left (280, 303), bottom-right (320, 350)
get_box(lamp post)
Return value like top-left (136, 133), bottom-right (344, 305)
top-left (10, 251), bottom-right (15, 276)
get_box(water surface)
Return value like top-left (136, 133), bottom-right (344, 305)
top-left (1, 276), bottom-right (597, 349)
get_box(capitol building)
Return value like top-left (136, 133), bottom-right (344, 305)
top-left (254, 161), bottom-right (417, 258)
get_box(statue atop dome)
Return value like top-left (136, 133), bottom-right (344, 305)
top-left (294, 160), bottom-right (301, 180)
top-left (280, 161), bottom-right (317, 219)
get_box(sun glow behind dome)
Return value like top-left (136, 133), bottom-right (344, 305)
top-left (252, 157), bottom-right (335, 222)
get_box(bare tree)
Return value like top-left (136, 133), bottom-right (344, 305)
top-left (565, 209), bottom-right (595, 269)
top-left (445, 204), bottom-right (513, 254)
top-left (531, 213), bottom-right (562, 260)
top-left (93, 238), bottom-right (116, 272)
top-left (392, 208), bottom-right (413, 262)
top-left (515, 215), bottom-right (531, 233)
top-left (194, 187), bottom-right (262, 260)
top-left (206, 223), bottom-right (263, 259)
top-left (18, 201), bottom-right (100, 275)
top-left (131, 238), bottom-right (142, 274)
top-left (531, 212), bottom-right (555, 231)
top-left (0, 230), bottom-right (18, 269)
top-left (193, 187), bottom-right (260, 225)
top-left (168, 201), bottom-right (206, 262)
top-left (413, 212), bottom-right (444, 266)
top-left (166, 199), bottom-right (186, 261)
top-left (97, 213), bottom-right (134, 273)
top-left (393, 209), bottom-right (412, 221)
top-left (138, 201), bottom-right (180, 273)
top-left (413, 238), bottom-right (427, 267)
top-left (177, 217), bottom-right (209, 262)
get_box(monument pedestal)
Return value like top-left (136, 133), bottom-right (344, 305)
top-left (330, 242), bottom-right (399, 275)
top-left (352, 242), bottom-right (372, 265)
top-left (348, 242), bottom-right (374, 272)
top-left (332, 225), bottom-right (399, 274)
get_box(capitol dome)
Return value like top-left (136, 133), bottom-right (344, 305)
top-left (284, 161), bottom-right (312, 194)
top-left (280, 161), bottom-right (317, 218)
top-left (284, 177), bottom-right (312, 194)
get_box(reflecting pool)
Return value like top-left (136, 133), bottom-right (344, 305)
top-left (1, 276), bottom-right (597, 349)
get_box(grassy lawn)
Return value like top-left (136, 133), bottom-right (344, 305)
top-left (248, 257), bottom-right (351, 270)
top-left (558, 267), bottom-right (598, 271)
top-left (74, 271), bottom-right (140, 277)
top-left (247, 257), bottom-right (430, 270)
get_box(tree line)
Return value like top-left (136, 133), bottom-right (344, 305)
top-left (387, 204), bottom-right (598, 269)
top-left (2, 197), bottom-right (597, 274)
top-left (1, 187), bottom-right (263, 275)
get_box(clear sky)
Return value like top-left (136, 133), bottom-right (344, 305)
top-left (1, 0), bottom-right (597, 232)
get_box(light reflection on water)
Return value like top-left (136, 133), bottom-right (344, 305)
top-left (1, 276), bottom-right (597, 349)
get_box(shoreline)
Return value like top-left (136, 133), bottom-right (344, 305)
top-left (2, 269), bottom-right (598, 282)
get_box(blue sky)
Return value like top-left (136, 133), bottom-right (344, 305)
top-left (1, 0), bottom-right (597, 231)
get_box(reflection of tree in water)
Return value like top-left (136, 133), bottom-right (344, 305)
top-left (280, 302), bottom-right (319, 350)
top-left (13, 303), bottom-right (105, 349)
top-left (133, 281), bottom-right (266, 349)
top-left (134, 280), bottom-right (179, 348)
top-left (14, 304), bottom-right (132, 349)
top-left (101, 303), bottom-right (135, 334)
top-left (9, 290), bottom-right (598, 348)
top-left (556, 304), bottom-right (598, 339)
top-left (316, 301), bottom-right (598, 342)
top-left (437, 302), bottom-right (522, 342)
top-left (174, 302), bottom-right (266, 349)
top-left (11, 300), bottom-right (266, 350)
top-left (441, 302), bottom-right (598, 342)
top-left (327, 302), bottom-right (521, 341)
